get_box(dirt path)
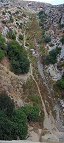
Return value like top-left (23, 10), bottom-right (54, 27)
top-left (23, 29), bottom-right (64, 142)
top-left (30, 63), bottom-right (59, 132)
top-left (24, 30), bottom-right (58, 132)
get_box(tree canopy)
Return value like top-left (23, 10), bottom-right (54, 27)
top-left (7, 41), bottom-right (30, 74)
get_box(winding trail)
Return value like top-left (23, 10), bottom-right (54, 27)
top-left (24, 29), bottom-right (64, 142)
top-left (30, 63), bottom-right (59, 133)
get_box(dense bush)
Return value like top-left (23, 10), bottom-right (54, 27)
top-left (0, 49), bottom-right (5, 61)
top-left (12, 109), bottom-right (28, 139)
top-left (21, 105), bottom-right (40, 122)
top-left (7, 30), bottom-right (16, 40)
top-left (9, 15), bottom-right (14, 23)
top-left (44, 36), bottom-right (51, 43)
top-left (45, 47), bottom-right (61, 65)
top-left (0, 92), bottom-right (14, 117)
top-left (0, 34), bottom-right (7, 61)
top-left (57, 77), bottom-right (64, 89)
top-left (60, 35), bottom-right (64, 45)
top-left (19, 34), bottom-right (23, 41)
top-left (7, 41), bottom-right (30, 74)
top-left (0, 92), bottom-right (42, 140)
top-left (0, 112), bottom-right (18, 140)
top-left (38, 11), bottom-right (47, 28)
top-left (0, 93), bottom-right (28, 140)
top-left (0, 110), bottom-right (28, 140)
top-left (0, 33), bottom-right (6, 50)
top-left (38, 11), bottom-right (47, 23)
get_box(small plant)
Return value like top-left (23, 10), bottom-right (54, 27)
top-left (7, 30), bottom-right (16, 40)
top-left (19, 34), bottom-right (23, 41)
top-left (57, 77), bottom-right (64, 90)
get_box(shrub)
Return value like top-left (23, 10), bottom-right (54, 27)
top-left (29, 94), bottom-right (41, 105)
top-left (0, 92), bottom-right (14, 117)
top-left (0, 33), bottom-right (6, 49)
top-left (0, 112), bottom-right (18, 140)
top-left (57, 77), bottom-right (64, 90)
top-left (7, 41), bottom-right (30, 74)
top-left (45, 47), bottom-right (61, 65)
top-left (0, 49), bottom-right (5, 61)
top-left (19, 23), bottom-right (22, 29)
top-left (12, 109), bottom-right (28, 139)
top-left (7, 30), bottom-right (16, 40)
top-left (19, 34), bottom-right (23, 41)
top-left (0, 96), bottom-right (28, 140)
top-left (38, 11), bottom-right (47, 28)
top-left (21, 105), bottom-right (40, 122)
top-left (44, 36), bottom-right (51, 43)
top-left (2, 11), bottom-right (5, 15)
top-left (9, 15), bottom-right (14, 23)
top-left (60, 35), bottom-right (64, 45)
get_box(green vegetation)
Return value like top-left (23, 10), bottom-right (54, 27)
top-left (0, 33), bottom-right (29, 75)
top-left (45, 47), bottom-right (61, 65)
top-left (0, 92), bottom-right (14, 117)
top-left (7, 30), bottom-right (16, 40)
top-left (8, 11), bottom-right (11, 15)
top-left (57, 77), bottom-right (64, 90)
top-left (0, 92), bottom-right (27, 140)
top-left (0, 112), bottom-right (18, 140)
top-left (21, 105), bottom-right (40, 122)
top-left (19, 34), bottom-right (23, 41)
top-left (29, 94), bottom-right (41, 105)
top-left (0, 49), bottom-right (5, 61)
top-left (44, 36), bottom-right (51, 43)
top-left (0, 34), bottom-right (6, 61)
top-left (60, 35), bottom-right (64, 45)
top-left (7, 41), bottom-right (30, 74)
top-left (54, 76), bottom-right (64, 99)
top-left (0, 33), bottom-right (6, 49)
top-left (0, 91), bottom-right (43, 140)
top-left (19, 23), bottom-right (22, 29)
top-left (2, 11), bottom-right (5, 15)
top-left (38, 11), bottom-right (47, 28)
top-left (9, 15), bottom-right (14, 23)
top-left (11, 109), bottom-right (28, 140)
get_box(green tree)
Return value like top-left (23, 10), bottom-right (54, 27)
top-left (60, 35), bottom-right (64, 45)
top-left (0, 97), bottom-right (28, 140)
top-left (21, 105), bottom-right (40, 122)
top-left (0, 33), bottom-right (6, 50)
top-left (12, 109), bottom-right (28, 139)
top-left (7, 41), bottom-right (30, 74)
top-left (45, 47), bottom-right (61, 65)
top-left (7, 30), bottom-right (16, 40)
top-left (0, 112), bottom-right (18, 140)
top-left (0, 49), bottom-right (5, 61)
top-left (0, 92), bottom-right (14, 117)
top-left (44, 36), bottom-right (51, 43)
top-left (57, 77), bottom-right (64, 89)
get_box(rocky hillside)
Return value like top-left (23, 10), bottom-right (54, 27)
top-left (0, 0), bottom-right (64, 142)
